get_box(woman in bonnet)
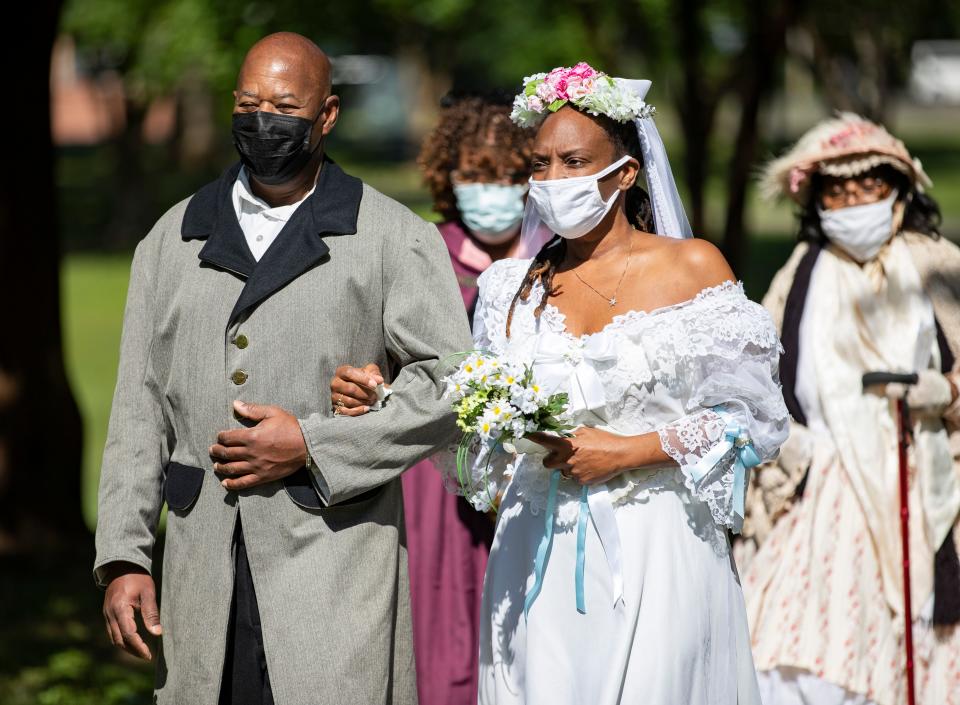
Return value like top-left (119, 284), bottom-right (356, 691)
top-left (333, 63), bottom-right (789, 704)
top-left (739, 113), bottom-right (960, 705)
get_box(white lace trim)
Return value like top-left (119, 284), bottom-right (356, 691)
top-left (657, 409), bottom-right (737, 529)
top-left (468, 259), bottom-right (787, 531)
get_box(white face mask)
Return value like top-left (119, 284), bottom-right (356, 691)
top-left (817, 191), bottom-right (899, 263)
top-left (527, 155), bottom-right (632, 239)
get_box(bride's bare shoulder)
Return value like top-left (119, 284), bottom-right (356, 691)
top-left (642, 236), bottom-right (737, 298)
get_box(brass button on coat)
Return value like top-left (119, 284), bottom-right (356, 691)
top-left (230, 369), bottom-right (248, 385)
top-left (233, 334), bottom-right (249, 349)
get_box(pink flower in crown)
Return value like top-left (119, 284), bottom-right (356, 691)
top-left (536, 81), bottom-right (557, 103)
top-left (572, 62), bottom-right (597, 79)
top-left (527, 95), bottom-right (544, 112)
top-left (546, 67), bottom-right (567, 85)
top-left (788, 167), bottom-right (807, 194)
top-left (554, 77), bottom-right (569, 99)
top-left (565, 74), bottom-right (588, 101)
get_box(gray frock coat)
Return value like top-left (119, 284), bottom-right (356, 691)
top-left (94, 159), bottom-right (473, 705)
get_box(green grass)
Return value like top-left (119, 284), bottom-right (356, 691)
top-left (61, 254), bottom-right (132, 528)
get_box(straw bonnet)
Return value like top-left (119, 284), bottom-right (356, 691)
top-left (761, 112), bottom-right (932, 204)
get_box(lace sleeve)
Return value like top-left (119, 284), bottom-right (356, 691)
top-left (651, 284), bottom-right (790, 531)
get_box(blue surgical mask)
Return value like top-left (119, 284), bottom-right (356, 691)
top-left (453, 182), bottom-right (528, 245)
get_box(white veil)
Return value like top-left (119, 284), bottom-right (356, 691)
top-left (516, 78), bottom-right (692, 258)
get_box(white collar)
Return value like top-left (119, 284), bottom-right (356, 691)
top-left (233, 167), bottom-right (317, 221)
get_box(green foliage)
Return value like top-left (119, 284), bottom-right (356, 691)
top-left (60, 0), bottom-right (661, 103)
top-left (531, 393), bottom-right (572, 435)
top-left (374, 0), bottom-right (475, 29)
top-left (0, 556), bottom-right (153, 705)
top-left (63, 0), bottom-right (234, 101)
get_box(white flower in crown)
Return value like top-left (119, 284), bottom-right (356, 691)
top-left (510, 62), bottom-right (656, 128)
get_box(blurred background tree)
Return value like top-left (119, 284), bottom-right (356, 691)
top-left (800, 0), bottom-right (960, 120)
top-left (2, 0), bottom-right (959, 701)
top-left (0, 1), bottom-right (87, 556)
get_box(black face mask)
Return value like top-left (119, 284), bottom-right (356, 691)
top-left (231, 109), bottom-right (323, 186)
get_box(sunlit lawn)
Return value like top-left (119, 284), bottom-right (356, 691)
top-left (62, 255), bottom-right (131, 528)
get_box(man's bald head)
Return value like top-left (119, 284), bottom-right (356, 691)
top-left (232, 32), bottom-right (341, 194)
top-left (238, 32), bottom-right (332, 98)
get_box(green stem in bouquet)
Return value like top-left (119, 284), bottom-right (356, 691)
top-left (456, 429), bottom-right (508, 513)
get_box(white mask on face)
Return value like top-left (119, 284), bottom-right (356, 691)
top-left (817, 191), bottom-right (899, 263)
top-left (527, 155), bottom-right (632, 239)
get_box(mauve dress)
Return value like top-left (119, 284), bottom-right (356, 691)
top-left (401, 220), bottom-right (496, 705)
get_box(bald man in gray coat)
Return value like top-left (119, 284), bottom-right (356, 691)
top-left (95, 33), bottom-right (470, 705)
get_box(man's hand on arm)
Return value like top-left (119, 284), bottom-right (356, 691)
top-left (209, 400), bottom-right (308, 490)
top-left (102, 562), bottom-right (162, 660)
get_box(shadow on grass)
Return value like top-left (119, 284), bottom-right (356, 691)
top-left (0, 540), bottom-right (158, 705)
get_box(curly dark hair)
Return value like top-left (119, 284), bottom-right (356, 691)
top-left (418, 94), bottom-right (534, 221)
top-left (504, 109), bottom-right (654, 338)
top-left (798, 165), bottom-right (943, 243)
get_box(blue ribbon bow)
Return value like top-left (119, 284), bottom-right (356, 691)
top-left (686, 420), bottom-right (762, 530)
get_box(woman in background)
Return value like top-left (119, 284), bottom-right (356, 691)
top-left (740, 113), bottom-right (960, 705)
top-left (332, 92), bottom-right (533, 705)
top-left (419, 92), bottom-right (534, 317)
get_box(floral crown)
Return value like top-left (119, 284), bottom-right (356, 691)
top-left (510, 62), bottom-right (655, 128)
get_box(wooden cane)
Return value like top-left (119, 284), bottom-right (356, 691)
top-left (863, 371), bottom-right (918, 705)
top-left (896, 397), bottom-right (916, 705)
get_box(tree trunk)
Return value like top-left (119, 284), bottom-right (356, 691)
top-left (673, 0), bottom-right (718, 236)
top-left (0, 2), bottom-right (87, 552)
top-left (396, 43), bottom-right (452, 150)
top-left (105, 101), bottom-right (150, 249)
top-left (722, 0), bottom-right (803, 273)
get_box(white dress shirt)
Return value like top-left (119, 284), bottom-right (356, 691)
top-left (231, 168), bottom-right (317, 261)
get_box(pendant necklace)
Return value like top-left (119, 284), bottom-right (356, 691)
top-left (572, 236), bottom-right (634, 307)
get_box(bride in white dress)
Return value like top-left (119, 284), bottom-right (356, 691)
top-left (332, 65), bottom-right (789, 704)
top-left (465, 68), bottom-right (789, 705)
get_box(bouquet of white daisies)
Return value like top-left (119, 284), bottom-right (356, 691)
top-left (444, 352), bottom-right (571, 506)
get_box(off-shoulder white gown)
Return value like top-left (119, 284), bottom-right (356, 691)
top-left (456, 258), bottom-right (789, 705)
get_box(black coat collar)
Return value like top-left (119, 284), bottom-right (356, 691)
top-left (181, 157), bottom-right (362, 326)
